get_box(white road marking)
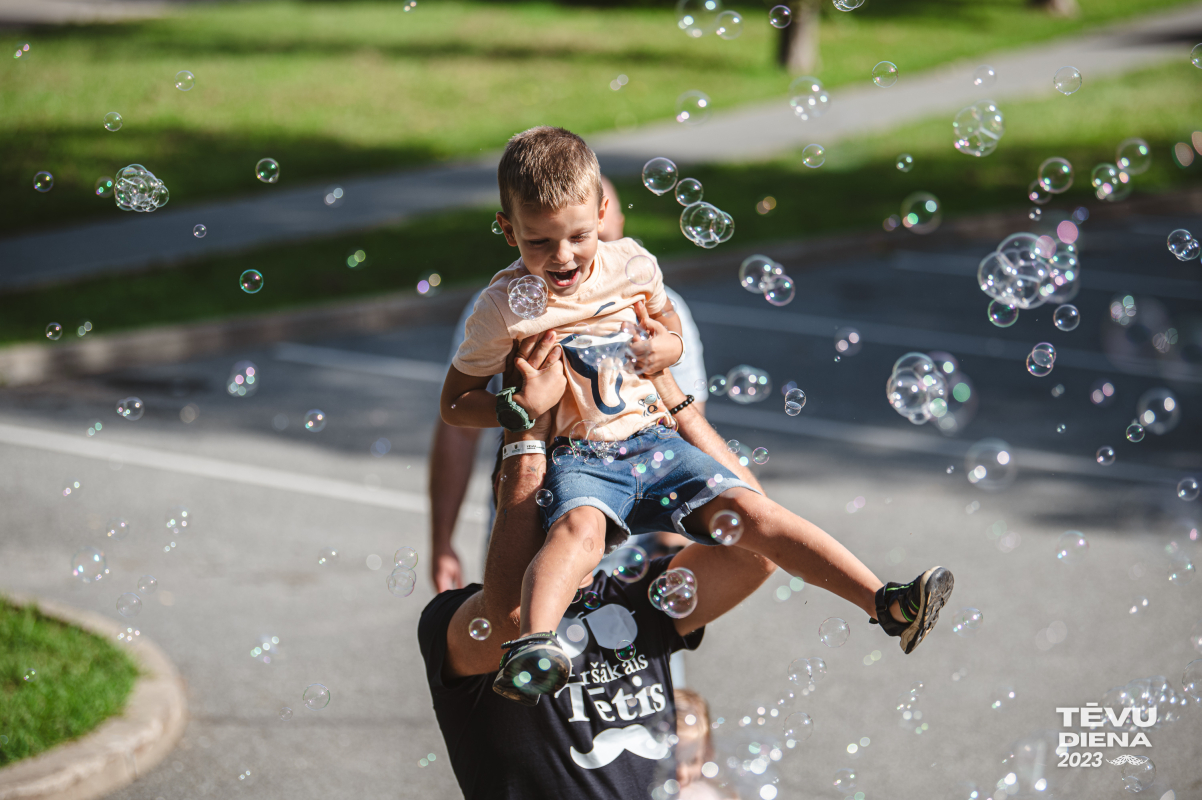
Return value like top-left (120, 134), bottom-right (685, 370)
top-left (0, 421), bottom-right (428, 513)
top-left (274, 342), bottom-right (445, 383)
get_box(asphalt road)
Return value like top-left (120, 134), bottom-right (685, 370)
top-left (1, 212), bottom-right (1200, 799)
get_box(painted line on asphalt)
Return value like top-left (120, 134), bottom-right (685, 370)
top-left (274, 342), bottom-right (446, 383)
top-left (0, 422), bottom-right (428, 513)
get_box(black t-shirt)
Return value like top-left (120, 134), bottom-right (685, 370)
top-left (418, 557), bottom-right (703, 800)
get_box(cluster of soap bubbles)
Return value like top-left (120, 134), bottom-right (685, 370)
top-left (977, 232), bottom-right (1080, 328)
top-left (1166, 229), bottom-right (1200, 261)
top-left (388, 547), bottom-right (419, 597)
top-left (953, 100), bottom-right (1004, 157)
top-left (788, 76), bottom-right (830, 121)
top-left (114, 164), bottom-right (169, 213)
top-left (1102, 674), bottom-right (1195, 733)
top-left (648, 566), bottom-right (698, 618)
top-left (886, 352), bottom-right (950, 425)
top-left (227, 360), bottom-right (259, 397)
top-left (737, 254), bottom-right (794, 306)
top-left (1026, 342), bottom-right (1056, 377)
top-left (508, 274), bottom-right (549, 320)
top-left (709, 363), bottom-right (772, 404)
top-left (649, 172), bottom-right (737, 249)
top-left (116, 396), bottom-right (144, 420)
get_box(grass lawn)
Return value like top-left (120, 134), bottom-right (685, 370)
top-left (1, 0), bottom-right (1195, 235)
top-left (0, 600), bottom-right (139, 766)
top-left (2, 60), bottom-right (1200, 346)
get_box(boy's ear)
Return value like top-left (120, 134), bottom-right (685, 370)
top-left (497, 212), bottom-right (518, 247)
top-left (597, 194), bottom-right (608, 233)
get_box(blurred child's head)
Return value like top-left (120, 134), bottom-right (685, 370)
top-left (496, 126), bottom-right (609, 296)
top-left (674, 689), bottom-right (713, 781)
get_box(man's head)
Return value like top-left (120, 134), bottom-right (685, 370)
top-left (496, 126), bottom-right (608, 297)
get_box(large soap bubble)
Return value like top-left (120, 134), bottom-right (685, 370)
top-left (953, 101), bottom-right (1004, 157)
top-left (788, 76), bottom-right (830, 121)
top-left (114, 164), bottom-right (169, 213)
top-left (642, 157), bottom-right (678, 196)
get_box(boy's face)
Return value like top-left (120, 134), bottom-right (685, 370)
top-left (498, 189), bottom-right (608, 297)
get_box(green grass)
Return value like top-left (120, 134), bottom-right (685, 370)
top-left (3, 60), bottom-right (1200, 347)
top-left (0, 600), bottom-right (139, 766)
top-left (1, 0), bottom-right (1193, 234)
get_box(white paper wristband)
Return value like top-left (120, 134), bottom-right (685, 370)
top-left (502, 440), bottom-right (547, 460)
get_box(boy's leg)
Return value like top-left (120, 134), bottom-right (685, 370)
top-left (519, 505), bottom-right (608, 635)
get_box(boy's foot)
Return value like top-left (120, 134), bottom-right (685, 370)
top-left (492, 632), bottom-right (573, 706)
top-left (871, 567), bottom-right (954, 654)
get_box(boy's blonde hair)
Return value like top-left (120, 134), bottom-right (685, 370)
top-left (498, 126), bottom-right (603, 218)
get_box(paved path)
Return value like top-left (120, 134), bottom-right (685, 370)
top-left (3, 3), bottom-right (1202, 292)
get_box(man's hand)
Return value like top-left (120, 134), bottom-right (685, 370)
top-left (432, 545), bottom-right (464, 593)
top-left (627, 300), bottom-right (683, 376)
top-left (506, 331), bottom-right (567, 421)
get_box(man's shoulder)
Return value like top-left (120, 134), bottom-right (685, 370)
top-left (418, 585), bottom-right (481, 649)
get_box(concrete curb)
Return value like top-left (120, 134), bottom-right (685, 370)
top-left (0, 593), bottom-right (188, 800)
top-left (3, 188), bottom-right (1199, 388)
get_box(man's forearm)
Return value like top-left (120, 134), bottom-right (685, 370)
top-left (441, 388), bottom-right (502, 429)
top-left (428, 421), bottom-right (481, 550)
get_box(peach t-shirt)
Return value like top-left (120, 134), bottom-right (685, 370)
top-left (452, 238), bottom-right (670, 441)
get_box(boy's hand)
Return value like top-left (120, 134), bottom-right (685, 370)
top-left (505, 331), bottom-right (566, 424)
top-left (628, 300), bottom-right (683, 376)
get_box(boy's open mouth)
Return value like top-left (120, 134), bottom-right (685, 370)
top-left (546, 266), bottom-right (581, 289)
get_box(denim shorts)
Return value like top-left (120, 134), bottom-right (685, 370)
top-left (539, 425), bottom-right (756, 551)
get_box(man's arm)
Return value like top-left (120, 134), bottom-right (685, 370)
top-left (648, 370), bottom-right (778, 637)
top-left (427, 420), bottom-right (481, 592)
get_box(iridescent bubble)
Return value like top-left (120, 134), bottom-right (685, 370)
top-left (255, 158), bottom-right (279, 184)
top-left (62, 479), bottom-right (81, 497)
top-left (808, 656), bottom-right (827, 681)
top-left (710, 510), bottom-right (743, 545)
top-left (1053, 304), bottom-right (1080, 331)
top-left (193, 224), bottom-right (206, 238)
top-left (13, 42), bottom-right (30, 59)
top-left (280, 707), bottom-right (293, 721)
top-left (675, 178), bottom-right (703, 206)
top-left (611, 545), bottom-right (649, 583)
top-left (240, 269), bottom-right (264, 293)
top-left (174, 70), bottom-right (195, 91)
top-left (116, 592), bottom-right (142, 617)
top-left (1136, 388), bottom-right (1180, 435)
top-left (1173, 558), bottom-right (1198, 586)
top-left (1055, 530), bottom-right (1089, 563)
top-left (1126, 423), bottom-right (1145, 443)
top-left (1121, 757), bottom-right (1156, 792)
top-left (987, 300), bottom-right (1018, 328)
top-left (137, 575), bottom-right (157, 594)
top-left (752, 447), bottom-right (769, 465)
top-left (818, 617), bottom-right (849, 647)
top-left (1053, 66), bottom-right (1082, 94)
top-left (953, 101), bottom-right (1004, 157)
top-left (1038, 157), bottom-right (1073, 193)
top-left (900, 192), bottom-right (941, 234)
top-left (71, 547), bottom-right (108, 583)
top-left (833, 768), bottom-right (857, 793)
top-left (765, 275), bottom-right (795, 306)
top-left (582, 590), bottom-right (601, 610)
top-left (676, 0), bottom-right (723, 37)
top-left (768, 5), bottom-right (792, 27)
top-left (394, 547), bottom-right (418, 569)
top-left (642, 157), bottom-right (678, 196)
top-left (872, 61), bottom-right (898, 88)
top-left (895, 153), bottom-right (914, 172)
top-left (675, 90), bottom-right (711, 125)
top-left (714, 9), bottom-right (743, 39)
top-left (1183, 659), bottom-right (1202, 701)
top-left (1028, 180), bottom-right (1051, 205)
top-left (785, 387), bottom-right (806, 415)
top-left (1193, 43), bottom-right (1202, 68)
top-left (1091, 162), bottom-right (1128, 201)
top-left (1166, 229), bottom-right (1200, 261)
top-left (103, 112), bottom-right (123, 132)
top-left (989, 686), bottom-right (1017, 710)
top-left (951, 607), bottom-right (983, 637)
top-left (490, 219), bottom-right (503, 235)
top-left (1179, 478), bottom-right (1199, 501)
top-left (469, 617), bottom-right (492, 640)
top-left (1116, 138), bottom-right (1151, 175)
top-left (1026, 355), bottom-right (1052, 378)
top-left (787, 658), bottom-right (812, 685)
top-left (972, 65), bottom-right (996, 87)
top-left (387, 566), bottom-right (416, 597)
top-left (46, 323), bottom-right (62, 340)
top-left (1032, 342), bottom-right (1056, 366)
top-left (164, 506), bottom-right (189, 536)
top-left (708, 374), bottom-right (728, 396)
top-left (726, 364), bottom-right (772, 404)
top-left (738, 255), bottom-right (784, 294)
top-left (106, 518), bottom-right (130, 542)
top-left (226, 360), bottom-right (258, 397)
top-left (1096, 446), bottom-right (1116, 466)
top-left (788, 76), bottom-right (830, 121)
top-left (615, 639), bottom-right (637, 661)
top-left (965, 438), bottom-right (1016, 490)
top-left (116, 397), bottom-right (144, 420)
top-left (802, 144), bottom-right (825, 168)
top-left (33, 171), bottom-right (53, 192)
top-left (535, 488), bottom-right (554, 507)
top-left (783, 711), bottom-right (813, 744)
top-left (317, 547), bottom-right (338, 566)
top-left (508, 274), bottom-right (548, 320)
top-left (303, 683), bottom-right (330, 710)
top-left (94, 177), bottom-right (114, 198)
top-left (1029, 207), bottom-right (1042, 222)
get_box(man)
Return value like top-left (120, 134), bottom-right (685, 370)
top-left (428, 176), bottom-right (705, 593)
top-left (418, 333), bottom-right (773, 800)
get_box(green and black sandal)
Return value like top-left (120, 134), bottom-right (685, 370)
top-left (492, 632), bottom-right (572, 706)
top-left (870, 567), bottom-right (954, 654)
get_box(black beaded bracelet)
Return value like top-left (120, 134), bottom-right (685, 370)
top-left (669, 395), bottom-right (695, 415)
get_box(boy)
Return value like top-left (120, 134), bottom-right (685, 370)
top-left (440, 126), bottom-right (954, 705)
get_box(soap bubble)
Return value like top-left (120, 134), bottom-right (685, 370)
top-left (680, 201), bottom-right (734, 247)
top-left (103, 112), bottom-right (123, 132)
top-left (642, 157), bottom-right (678, 195)
top-left (94, 177), bottom-right (114, 197)
top-left (788, 76), bottom-right (830, 121)
top-left (116, 397), bottom-right (144, 420)
top-left (1183, 659), bottom-right (1202, 700)
top-left (900, 192), bottom-right (941, 234)
top-left (13, 42), bottom-right (30, 59)
top-left (675, 178), bottom-right (703, 206)
top-left (193, 224), bottom-right (206, 238)
top-left (1194, 43), bottom-right (1202, 68)
top-left (1136, 388), bottom-right (1179, 435)
top-left (650, 567), bottom-right (698, 618)
top-left (710, 510), bottom-right (743, 545)
top-left (708, 375), bottom-right (728, 396)
top-left (768, 5), bottom-right (792, 26)
top-left (787, 658), bottom-right (812, 685)
top-left (280, 707), bottom-right (293, 721)
top-left (764, 275), bottom-right (795, 306)
top-left (303, 683), bottom-right (330, 710)
top-left (1126, 423), bottom-right (1146, 442)
top-left (1028, 180), bottom-right (1051, 205)
top-left (833, 768), bottom-right (857, 793)
top-left (535, 489), bottom-right (554, 507)
top-left (895, 153), bottom-right (914, 172)
top-left (1116, 138), bottom-right (1151, 175)
top-left (255, 158), bottom-right (280, 184)
top-left (227, 360), bottom-right (259, 397)
top-left (137, 575), bottom-right (157, 594)
top-left (1168, 558), bottom-right (1195, 586)
top-left (615, 640), bottom-right (637, 661)
top-left (317, 547), bottom-right (338, 566)
top-left (387, 567), bottom-right (416, 597)
top-left (818, 617), bottom-right (849, 647)
top-left (174, 70), bottom-right (195, 91)
top-left (46, 323), bottom-right (62, 340)
top-left (469, 618), bottom-right (492, 640)
top-left (738, 255), bottom-right (783, 293)
top-left (676, 90), bottom-right (711, 125)
top-left (1179, 478), bottom-right (1199, 501)
top-left (1038, 157), bottom-right (1073, 193)
top-left (965, 438), bottom-right (1016, 490)
top-left (1053, 66), bottom-right (1081, 94)
top-left (833, 0), bottom-right (865, 11)
top-left (990, 686), bottom-right (1017, 710)
top-left (752, 447), bottom-right (769, 465)
top-left (872, 61), bottom-right (898, 88)
top-left (71, 547), bottom-right (108, 583)
top-left (165, 506), bottom-right (190, 536)
top-left (953, 101), bottom-right (1004, 157)
top-left (106, 518), bottom-right (130, 542)
top-left (726, 364), bottom-right (772, 404)
top-left (1166, 229), bottom-right (1200, 261)
top-left (394, 547), bottom-right (418, 569)
top-left (676, 0), bottom-right (723, 37)
top-left (1053, 304), bottom-right (1080, 331)
top-left (715, 9), bottom-right (743, 39)
top-left (508, 274), bottom-right (548, 320)
top-left (304, 409), bottom-right (326, 432)
top-left (783, 712), bottom-right (813, 744)
top-left (802, 143), bottom-right (826, 168)
top-left (114, 164), bottom-right (169, 212)
top-left (1096, 446), bottom-right (1116, 465)
top-left (1055, 530), bottom-right (1089, 563)
top-left (785, 388), bottom-right (806, 415)
top-left (63, 479), bottom-right (81, 497)
top-left (1121, 757), bottom-right (1156, 793)
top-left (1091, 162), bottom-right (1127, 201)
top-left (611, 545), bottom-right (649, 583)
top-left (490, 219), bottom-right (503, 235)
top-left (116, 592), bottom-right (142, 617)
top-left (583, 590), bottom-right (601, 610)
top-left (951, 607), bottom-right (982, 636)
top-left (973, 65), bottom-right (996, 87)
top-left (988, 300), bottom-right (1019, 328)
top-left (33, 171), bottom-right (54, 192)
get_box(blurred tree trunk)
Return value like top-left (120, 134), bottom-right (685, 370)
top-left (1028, 0), bottom-right (1080, 17)
top-left (777, 0), bottom-right (820, 75)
